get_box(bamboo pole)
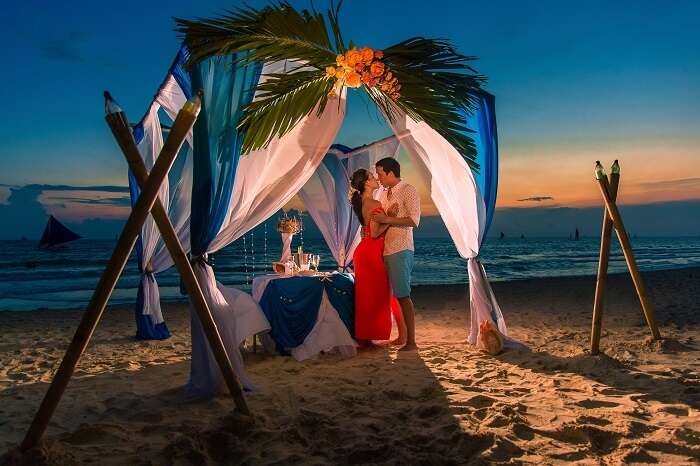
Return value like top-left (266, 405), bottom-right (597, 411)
top-left (20, 93), bottom-right (201, 452)
top-left (591, 161), bottom-right (620, 354)
top-left (595, 166), bottom-right (661, 341)
top-left (103, 96), bottom-right (250, 415)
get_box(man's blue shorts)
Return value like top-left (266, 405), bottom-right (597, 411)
top-left (384, 250), bottom-right (414, 298)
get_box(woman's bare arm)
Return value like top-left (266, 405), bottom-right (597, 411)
top-left (370, 220), bottom-right (390, 238)
top-left (365, 200), bottom-right (390, 238)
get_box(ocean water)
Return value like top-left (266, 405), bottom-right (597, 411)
top-left (1, 236), bottom-right (699, 311)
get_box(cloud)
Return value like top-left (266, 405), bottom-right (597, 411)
top-left (46, 196), bottom-right (132, 207)
top-left (37, 31), bottom-right (89, 64)
top-left (633, 177), bottom-right (700, 191)
top-left (25, 184), bottom-right (129, 193)
top-left (517, 196), bottom-right (554, 202)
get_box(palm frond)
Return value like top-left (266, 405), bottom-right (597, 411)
top-left (238, 70), bottom-right (334, 153)
top-left (175, 3), bottom-right (489, 171)
top-left (175, 1), bottom-right (340, 69)
top-left (378, 37), bottom-right (486, 170)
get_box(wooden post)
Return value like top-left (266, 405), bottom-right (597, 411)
top-left (20, 93), bottom-right (202, 452)
top-left (103, 99), bottom-right (250, 414)
top-left (595, 167), bottom-right (661, 341)
top-left (591, 161), bottom-right (620, 354)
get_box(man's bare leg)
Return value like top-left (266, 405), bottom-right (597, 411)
top-left (397, 296), bottom-right (417, 351)
top-left (390, 299), bottom-right (407, 345)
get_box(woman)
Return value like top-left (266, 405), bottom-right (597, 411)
top-left (349, 168), bottom-right (400, 344)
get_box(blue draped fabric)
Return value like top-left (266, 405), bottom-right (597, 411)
top-left (258, 274), bottom-right (355, 355)
top-left (259, 277), bottom-right (324, 355)
top-left (324, 273), bottom-right (355, 335)
top-left (189, 54), bottom-right (262, 257)
top-left (134, 278), bottom-right (171, 340)
top-left (170, 46), bottom-right (193, 100)
top-left (464, 91), bottom-right (499, 243)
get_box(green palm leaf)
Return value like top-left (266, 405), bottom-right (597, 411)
top-left (175, 2), bottom-right (339, 68)
top-left (176, 3), bottom-right (488, 170)
top-left (238, 69), bottom-right (334, 153)
top-left (176, 1), bottom-right (345, 152)
top-left (371, 37), bottom-right (486, 171)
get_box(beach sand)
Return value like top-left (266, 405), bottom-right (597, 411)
top-left (1, 267), bottom-right (699, 465)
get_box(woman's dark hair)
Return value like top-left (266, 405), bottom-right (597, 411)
top-left (375, 157), bottom-right (400, 177)
top-left (349, 168), bottom-right (370, 225)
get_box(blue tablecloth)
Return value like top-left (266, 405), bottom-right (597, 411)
top-left (258, 273), bottom-right (354, 355)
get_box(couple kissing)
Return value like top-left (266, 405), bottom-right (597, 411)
top-left (349, 158), bottom-right (420, 351)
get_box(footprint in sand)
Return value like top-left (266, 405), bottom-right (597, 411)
top-left (575, 415), bottom-right (611, 426)
top-left (658, 405), bottom-right (690, 416)
top-left (464, 394), bottom-right (497, 409)
top-left (575, 399), bottom-right (621, 409)
top-left (537, 424), bottom-right (622, 454)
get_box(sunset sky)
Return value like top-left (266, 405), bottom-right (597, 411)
top-left (1, 0), bottom-right (698, 236)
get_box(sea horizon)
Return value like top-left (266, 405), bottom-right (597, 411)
top-left (2, 235), bottom-right (699, 312)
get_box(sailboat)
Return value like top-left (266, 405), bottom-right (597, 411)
top-left (38, 215), bottom-right (82, 249)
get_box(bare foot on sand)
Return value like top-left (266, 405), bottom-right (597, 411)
top-left (390, 338), bottom-right (407, 346)
top-left (357, 340), bottom-right (381, 350)
top-left (398, 342), bottom-right (418, 351)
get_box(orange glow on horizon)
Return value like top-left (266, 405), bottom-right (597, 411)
top-left (497, 141), bottom-right (700, 208)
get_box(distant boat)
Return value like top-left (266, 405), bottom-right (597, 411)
top-left (499, 232), bottom-right (505, 240)
top-left (38, 215), bottom-right (82, 249)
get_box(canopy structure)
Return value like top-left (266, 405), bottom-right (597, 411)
top-left (123, 0), bottom-right (510, 397)
top-left (17, 6), bottom-right (512, 453)
top-left (127, 51), bottom-right (506, 398)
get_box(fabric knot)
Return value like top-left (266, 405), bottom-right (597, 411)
top-left (191, 254), bottom-right (213, 267)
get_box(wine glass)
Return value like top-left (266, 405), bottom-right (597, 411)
top-left (312, 254), bottom-right (320, 272)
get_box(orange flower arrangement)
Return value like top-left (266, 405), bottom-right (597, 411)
top-left (325, 46), bottom-right (400, 100)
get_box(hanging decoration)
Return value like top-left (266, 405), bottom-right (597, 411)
top-left (175, 0), bottom-right (485, 170)
top-left (243, 231), bottom-right (249, 285)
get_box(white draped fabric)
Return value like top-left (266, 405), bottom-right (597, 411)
top-left (290, 290), bottom-right (357, 360)
top-left (383, 108), bottom-right (508, 344)
top-left (186, 263), bottom-right (268, 397)
top-left (210, 91), bottom-right (348, 251)
top-left (133, 99), bottom-right (193, 325)
top-left (186, 88), bottom-right (347, 396)
top-left (298, 137), bottom-right (399, 270)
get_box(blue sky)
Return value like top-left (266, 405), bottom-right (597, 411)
top-left (1, 0), bottom-right (699, 237)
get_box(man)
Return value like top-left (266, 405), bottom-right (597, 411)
top-left (372, 157), bottom-right (420, 351)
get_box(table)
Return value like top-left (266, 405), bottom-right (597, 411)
top-left (251, 272), bottom-right (357, 361)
